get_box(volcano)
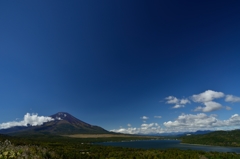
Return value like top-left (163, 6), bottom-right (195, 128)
top-left (0, 112), bottom-right (109, 135)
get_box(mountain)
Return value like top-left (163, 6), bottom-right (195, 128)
top-left (173, 130), bottom-right (213, 137)
top-left (0, 112), bottom-right (109, 135)
top-left (146, 130), bottom-right (213, 137)
top-left (190, 130), bottom-right (212, 135)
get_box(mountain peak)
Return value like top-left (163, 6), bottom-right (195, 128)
top-left (0, 112), bottom-right (109, 135)
top-left (51, 112), bottom-right (70, 120)
top-left (50, 112), bottom-right (91, 126)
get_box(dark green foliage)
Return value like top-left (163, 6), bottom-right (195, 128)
top-left (180, 130), bottom-right (240, 147)
top-left (1, 133), bottom-right (240, 159)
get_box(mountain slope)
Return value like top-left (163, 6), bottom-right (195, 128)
top-left (180, 129), bottom-right (240, 147)
top-left (0, 112), bottom-right (109, 135)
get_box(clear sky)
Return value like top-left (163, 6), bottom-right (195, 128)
top-left (1, 1), bottom-right (240, 134)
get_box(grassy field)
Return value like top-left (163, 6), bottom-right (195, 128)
top-left (63, 133), bottom-right (158, 138)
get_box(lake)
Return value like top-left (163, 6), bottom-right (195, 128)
top-left (97, 140), bottom-right (240, 153)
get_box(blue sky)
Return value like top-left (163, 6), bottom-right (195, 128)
top-left (1, 1), bottom-right (240, 134)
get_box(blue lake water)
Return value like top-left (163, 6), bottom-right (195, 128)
top-left (97, 140), bottom-right (240, 153)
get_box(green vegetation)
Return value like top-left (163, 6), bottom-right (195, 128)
top-left (180, 130), bottom-right (240, 147)
top-left (0, 139), bottom-right (59, 159)
top-left (1, 133), bottom-right (240, 159)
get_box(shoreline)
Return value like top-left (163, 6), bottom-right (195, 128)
top-left (180, 142), bottom-right (240, 148)
top-left (180, 143), bottom-right (213, 146)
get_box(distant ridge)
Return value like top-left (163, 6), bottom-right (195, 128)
top-left (142, 130), bottom-right (213, 137)
top-left (0, 112), bottom-right (109, 135)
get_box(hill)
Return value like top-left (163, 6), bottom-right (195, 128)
top-left (0, 112), bottom-right (109, 135)
top-left (180, 129), bottom-right (240, 147)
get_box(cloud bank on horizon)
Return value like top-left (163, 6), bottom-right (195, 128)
top-left (111, 90), bottom-right (240, 134)
top-left (0, 113), bottom-right (54, 129)
top-left (111, 113), bottom-right (240, 134)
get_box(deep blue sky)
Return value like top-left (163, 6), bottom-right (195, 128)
top-left (1, 1), bottom-right (240, 133)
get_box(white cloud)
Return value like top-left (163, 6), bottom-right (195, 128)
top-left (164, 113), bottom-right (218, 129)
top-left (191, 90), bottom-right (224, 103)
top-left (194, 101), bottom-right (223, 112)
top-left (226, 106), bottom-right (232, 110)
top-left (111, 123), bottom-right (162, 134)
top-left (227, 114), bottom-right (240, 125)
top-left (127, 124), bottom-right (131, 127)
top-left (180, 99), bottom-right (191, 104)
top-left (172, 104), bottom-right (184, 109)
top-left (112, 90), bottom-right (240, 134)
top-left (165, 96), bottom-right (190, 109)
top-left (141, 116), bottom-right (149, 120)
top-left (0, 113), bottom-right (54, 129)
top-left (111, 113), bottom-right (240, 134)
top-left (165, 96), bottom-right (179, 104)
top-left (164, 113), bottom-right (240, 132)
top-left (191, 90), bottom-right (225, 112)
top-left (225, 95), bottom-right (240, 103)
top-left (112, 128), bottom-right (138, 134)
top-left (165, 90), bottom-right (239, 112)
